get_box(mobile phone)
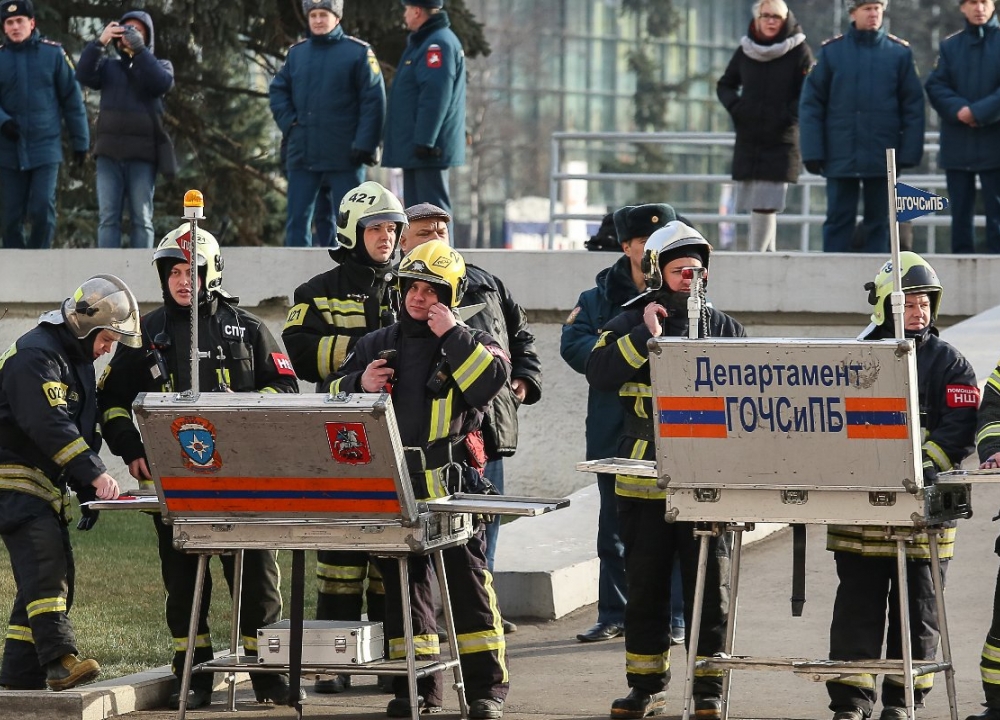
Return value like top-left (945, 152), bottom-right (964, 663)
top-left (377, 349), bottom-right (397, 364)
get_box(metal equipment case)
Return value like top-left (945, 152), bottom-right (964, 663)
top-left (258, 620), bottom-right (384, 666)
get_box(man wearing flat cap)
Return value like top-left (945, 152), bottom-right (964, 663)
top-left (382, 1), bottom-right (466, 218)
top-left (0, 0), bottom-right (89, 249)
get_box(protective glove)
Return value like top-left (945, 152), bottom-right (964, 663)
top-left (922, 463), bottom-right (938, 487)
top-left (77, 505), bottom-right (99, 531)
top-left (74, 150), bottom-right (88, 166)
top-left (121, 24), bottom-right (146, 53)
top-left (414, 144), bottom-right (442, 161)
top-left (350, 148), bottom-right (377, 167)
top-left (1, 120), bottom-right (20, 142)
top-left (804, 160), bottom-right (824, 175)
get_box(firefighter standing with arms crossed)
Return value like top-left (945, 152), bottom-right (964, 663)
top-left (281, 180), bottom-right (407, 694)
top-left (326, 239), bottom-right (510, 719)
top-left (97, 225), bottom-right (301, 709)
top-left (587, 221), bottom-right (745, 720)
top-left (0, 275), bottom-right (139, 691)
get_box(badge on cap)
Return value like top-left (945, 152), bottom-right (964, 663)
top-left (6, 4), bottom-right (17, 11)
top-left (426, 43), bottom-right (442, 68)
top-left (652, 216), bottom-right (659, 223)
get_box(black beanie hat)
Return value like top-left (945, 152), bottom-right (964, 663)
top-left (613, 204), bottom-right (677, 244)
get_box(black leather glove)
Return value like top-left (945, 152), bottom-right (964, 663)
top-left (414, 144), bottom-right (442, 160)
top-left (121, 24), bottom-right (146, 53)
top-left (1, 120), bottom-right (19, 142)
top-left (74, 150), bottom-right (88, 166)
top-left (923, 464), bottom-right (938, 487)
top-left (804, 160), bottom-right (824, 175)
top-left (77, 505), bottom-right (99, 531)
top-left (350, 148), bottom-right (377, 167)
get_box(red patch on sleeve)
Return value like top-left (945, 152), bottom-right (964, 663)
top-left (271, 352), bottom-right (296, 377)
top-left (426, 44), bottom-right (442, 68)
top-left (486, 344), bottom-right (510, 363)
top-left (946, 385), bottom-right (980, 408)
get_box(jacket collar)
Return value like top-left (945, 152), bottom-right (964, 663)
top-left (310, 23), bottom-right (345, 44)
top-left (409, 11), bottom-right (449, 45)
top-left (965, 14), bottom-right (1000, 41)
top-left (848, 21), bottom-right (887, 46)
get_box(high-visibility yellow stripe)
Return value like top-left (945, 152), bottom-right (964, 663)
top-left (389, 634), bottom-right (440, 660)
top-left (828, 674), bottom-right (875, 689)
top-left (333, 336), bottom-right (352, 373)
top-left (317, 563), bottom-right (366, 581)
top-left (243, 634), bottom-right (259, 652)
top-left (618, 335), bottom-right (645, 369)
top-left (983, 666), bottom-right (1000, 685)
top-left (625, 650), bottom-right (669, 675)
top-left (452, 345), bottom-right (494, 392)
top-left (102, 407), bottom-right (131, 424)
top-left (922, 441), bottom-right (951, 472)
top-left (427, 390), bottom-right (453, 442)
top-left (984, 642), bottom-right (1000, 664)
top-left (318, 581), bottom-right (364, 595)
top-left (27, 596), bottom-right (67, 618)
top-left (977, 422), bottom-right (1000, 447)
top-left (694, 655), bottom-right (724, 677)
top-left (318, 336), bottom-right (335, 379)
top-left (173, 634), bottom-right (212, 651)
top-left (885, 673), bottom-right (932, 690)
top-left (53, 437), bottom-right (88, 466)
top-left (5, 625), bottom-right (32, 643)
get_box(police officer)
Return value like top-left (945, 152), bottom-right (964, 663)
top-left (586, 221), bottom-right (744, 720)
top-left (0, 275), bottom-right (139, 691)
top-left (98, 225), bottom-right (300, 709)
top-left (327, 240), bottom-right (510, 719)
top-left (826, 253), bottom-right (978, 720)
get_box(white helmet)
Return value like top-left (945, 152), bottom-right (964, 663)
top-left (153, 223), bottom-right (224, 292)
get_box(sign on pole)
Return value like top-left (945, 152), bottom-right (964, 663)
top-left (895, 182), bottom-right (949, 223)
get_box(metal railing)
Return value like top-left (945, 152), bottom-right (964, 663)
top-left (547, 131), bottom-right (978, 252)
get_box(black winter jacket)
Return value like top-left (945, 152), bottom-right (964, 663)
top-left (717, 14), bottom-right (813, 182)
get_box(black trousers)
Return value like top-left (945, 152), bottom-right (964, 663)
top-left (376, 524), bottom-right (508, 706)
top-left (154, 515), bottom-right (282, 687)
top-left (315, 549), bottom-right (385, 624)
top-left (976, 547), bottom-right (1000, 707)
top-left (618, 496), bottom-right (730, 696)
top-left (0, 492), bottom-right (76, 688)
top-left (827, 551), bottom-right (944, 713)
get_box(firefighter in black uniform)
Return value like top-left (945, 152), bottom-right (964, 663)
top-left (0, 275), bottom-right (140, 691)
top-left (281, 180), bottom-right (406, 694)
top-left (970, 329), bottom-right (1000, 720)
top-left (97, 224), bottom-right (301, 709)
top-left (586, 221), bottom-right (745, 720)
top-left (826, 252), bottom-right (978, 720)
top-left (327, 239), bottom-right (511, 719)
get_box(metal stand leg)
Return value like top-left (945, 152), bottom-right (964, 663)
top-left (433, 550), bottom-right (468, 719)
top-left (398, 557), bottom-right (420, 720)
top-left (895, 537), bottom-right (916, 720)
top-left (290, 550), bottom-right (304, 719)
top-left (177, 553), bottom-right (209, 720)
top-left (929, 531), bottom-right (959, 720)
top-left (720, 526), bottom-right (743, 720)
top-left (226, 550), bottom-right (243, 712)
top-left (682, 528), bottom-right (712, 720)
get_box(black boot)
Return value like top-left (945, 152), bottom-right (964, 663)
top-left (966, 709), bottom-right (1000, 720)
top-left (387, 695), bottom-right (442, 716)
top-left (695, 695), bottom-right (722, 720)
top-left (253, 673), bottom-right (306, 704)
top-left (167, 677), bottom-right (213, 710)
top-left (610, 688), bottom-right (668, 719)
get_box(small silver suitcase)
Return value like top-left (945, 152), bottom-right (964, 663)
top-left (257, 620), bottom-right (384, 666)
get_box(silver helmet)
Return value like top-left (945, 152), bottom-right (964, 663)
top-left (41, 275), bottom-right (142, 348)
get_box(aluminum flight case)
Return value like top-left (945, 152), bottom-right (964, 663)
top-left (258, 620), bottom-right (384, 666)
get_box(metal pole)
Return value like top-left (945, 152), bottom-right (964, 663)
top-left (886, 150), bottom-right (905, 343)
top-left (225, 550), bottom-right (244, 711)
top-left (399, 557), bottom-right (420, 720)
top-left (177, 553), bottom-right (209, 720)
top-left (929, 530), bottom-right (959, 720)
top-left (433, 550), bottom-right (468, 718)
top-left (895, 536), bottom-right (917, 720)
top-left (682, 529), bottom-right (712, 720)
top-left (720, 526), bottom-right (743, 720)
top-left (179, 190), bottom-right (206, 401)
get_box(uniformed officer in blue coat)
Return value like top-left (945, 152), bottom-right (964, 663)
top-left (382, 0), bottom-right (466, 218)
top-left (0, 0), bottom-right (89, 250)
top-left (799, 0), bottom-right (924, 253)
top-left (269, 0), bottom-right (386, 248)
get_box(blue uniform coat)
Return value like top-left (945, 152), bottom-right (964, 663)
top-left (382, 12), bottom-right (466, 169)
top-left (799, 23), bottom-right (924, 177)
top-left (925, 16), bottom-right (1000, 172)
top-left (269, 25), bottom-right (385, 172)
top-left (0, 30), bottom-right (89, 170)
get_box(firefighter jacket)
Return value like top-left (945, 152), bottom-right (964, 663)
top-left (925, 15), bottom-right (1000, 173)
top-left (560, 254), bottom-right (642, 460)
top-left (586, 299), bottom-right (746, 500)
top-left (382, 11), bottom-right (466, 169)
top-left (327, 314), bottom-right (510, 499)
top-left (799, 22), bottom-right (925, 177)
top-left (98, 294), bottom-right (299, 481)
top-left (0, 30), bottom-right (89, 170)
top-left (269, 25), bottom-right (385, 173)
top-left (828, 326), bottom-right (978, 560)
top-left (0, 323), bottom-right (105, 516)
top-left (282, 255), bottom-right (394, 388)
top-left (462, 264), bottom-right (541, 458)
top-left (978, 353), bottom-right (1000, 465)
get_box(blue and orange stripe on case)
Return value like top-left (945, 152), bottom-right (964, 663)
top-left (658, 396), bottom-right (728, 439)
top-left (159, 476), bottom-right (401, 514)
top-left (844, 397), bottom-right (909, 440)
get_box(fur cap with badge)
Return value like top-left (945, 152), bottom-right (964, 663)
top-left (303, 0), bottom-right (343, 18)
top-left (1, 0), bottom-right (34, 21)
top-left (845, 0), bottom-right (887, 11)
top-left (613, 203), bottom-right (677, 244)
top-left (400, 0), bottom-right (445, 8)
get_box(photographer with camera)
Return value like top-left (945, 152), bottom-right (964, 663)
top-left (76, 10), bottom-right (174, 248)
top-left (97, 223), bottom-right (300, 710)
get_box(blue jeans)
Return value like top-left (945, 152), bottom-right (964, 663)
top-left (823, 177), bottom-right (890, 253)
top-left (946, 168), bottom-right (1000, 254)
top-left (96, 157), bottom-right (156, 249)
top-left (483, 458), bottom-right (504, 573)
top-left (285, 168), bottom-right (365, 247)
top-left (596, 472), bottom-right (627, 626)
top-left (0, 163), bottom-right (58, 249)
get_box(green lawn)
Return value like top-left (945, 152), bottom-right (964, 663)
top-left (0, 503), bottom-right (318, 680)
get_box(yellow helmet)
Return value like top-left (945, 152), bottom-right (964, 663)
top-left (397, 240), bottom-right (467, 308)
top-left (335, 181), bottom-right (407, 252)
top-left (40, 275), bottom-right (142, 348)
top-left (153, 223), bottom-right (224, 292)
top-left (866, 251), bottom-right (943, 327)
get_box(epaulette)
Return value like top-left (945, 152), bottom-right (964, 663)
top-left (943, 29), bottom-right (962, 42)
top-left (346, 35), bottom-right (371, 48)
top-left (887, 33), bottom-right (910, 47)
top-left (822, 34), bottom-right (844, 46)
top-left (40, 38), bottom-right (63, 47)
top-left (287, 38), bottom-right (307, 51)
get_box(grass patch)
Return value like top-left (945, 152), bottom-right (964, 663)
top-left (0, 502), bottom-right (318, 680)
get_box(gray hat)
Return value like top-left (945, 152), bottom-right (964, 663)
top-left (846, 0), bottom-right (888, 11)
top-left (400, 0), bottom-right (445, 8)
top-left (405, 202), bottom-right (451, 223)
top-left (303, 0), bottom-right (343, 19)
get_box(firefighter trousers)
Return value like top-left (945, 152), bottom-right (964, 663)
top-left (618, 496), bottom-right (730, 696)
top-left (153, 515), bottom-right (282, 687)
top-left (0, 491), bottom-right (77, 689)
top-left (974, 543), bottom-right (1000, 707)
top-left (375, 524), bottom-right (508, 707)
top-left (827, 551), bottom-right (945, 714)
top-left (315, 550), bottom-right (386, 625)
